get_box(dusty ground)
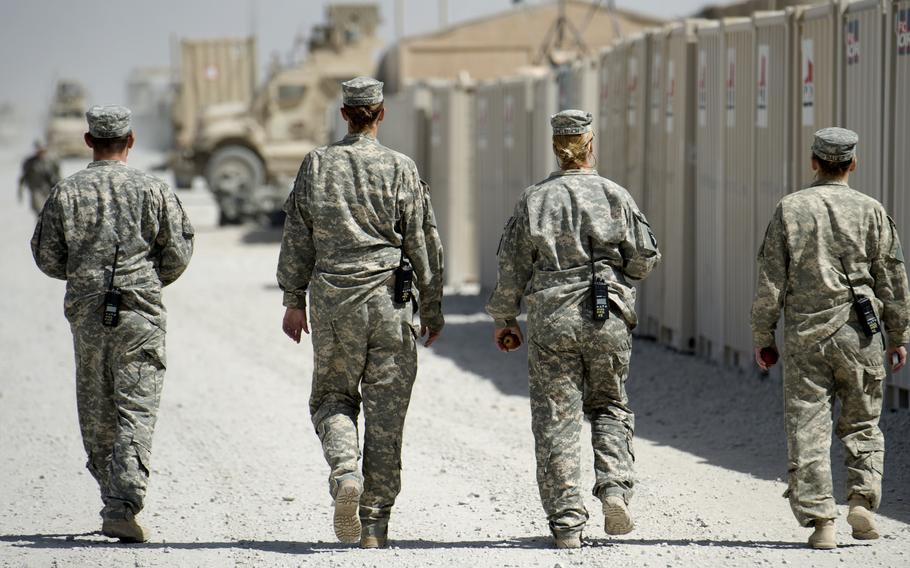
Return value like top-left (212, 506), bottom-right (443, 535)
top-left (1, 141), bottom-right (908, 567)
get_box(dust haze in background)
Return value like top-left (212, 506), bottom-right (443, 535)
top-left (0, 0), bottom-right (712, 121)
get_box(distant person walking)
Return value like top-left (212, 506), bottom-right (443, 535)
top-left (18, 141), bottom-right (60, 215)
top-left (31, 105), bottom-right (194, 542)
top-left (277, 77), bottom-right (444, 548)
top-left (751, 127), bottom-right (910, 550)
top-left (487, 110), bottom-right (661, 548)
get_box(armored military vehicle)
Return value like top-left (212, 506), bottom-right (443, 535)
top-left (46, 80), bottom-right (92, 158)
top-left (181, 4), bottom-right (381, 224)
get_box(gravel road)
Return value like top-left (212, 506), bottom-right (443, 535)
top-left (1, 143), bottom-right (908, 567)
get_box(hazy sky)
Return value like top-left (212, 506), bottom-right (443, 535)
top-left (0, 0), bottom-right (718, 117)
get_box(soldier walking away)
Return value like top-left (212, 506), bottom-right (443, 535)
top-left (277, 77), bottom-right (444, 549)
top-left (30, 105), bottom-right (195, 543)
top-left (751, 127), bottom-right (910, 550)
top-left (487, 110), bottom-right (661, 549)
top-left (18, 141), bottom-right (61, 216)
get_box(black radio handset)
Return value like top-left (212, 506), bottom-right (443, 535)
top-left (591, 236), bottom-right (609, 321)
top-left (102, 244), bottom-right (122, 327)
top-left (840, 257), bottom-right (880, 338)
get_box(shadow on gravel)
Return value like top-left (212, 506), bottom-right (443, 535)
top-left (0, 534), bottom-right (552, 552)
top-left (431, 295), bottom-right (910, 526)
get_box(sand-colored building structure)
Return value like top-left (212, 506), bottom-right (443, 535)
top-left (378, 0), bottom-right (663, 93)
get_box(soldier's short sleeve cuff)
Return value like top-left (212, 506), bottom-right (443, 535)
top-left (753, 330), bottom-right (775, 349)
top-left (494, 317), bottom-right (519, 329)
top-left (283, 290), bottom-right (307, 309)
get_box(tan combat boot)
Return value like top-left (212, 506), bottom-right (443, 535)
top-left (807, 519), bottom-right (836, 550)
top-left (602, 495), bottom-right (634, 535)
top-left (553, 533), bottom-right (582, 549)
top-left (101, 511), bottom-right (149, 543)
top-left (333, 479), bottom-right (362, 544)
top-left (847, 496), bottom-right (880, 540)
top-left (360, 523), bottom-right (388, 549)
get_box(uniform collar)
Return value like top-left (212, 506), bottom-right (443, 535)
top-left (343, 132), bottom-right (378, 143)
top-left (87, 159), bottom-right (126, 168)
top-left (549, 168), bottom-right (598, 178)
top-left (809, 178), bottom-right (849, 188)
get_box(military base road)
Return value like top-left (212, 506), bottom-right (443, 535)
top-left (1, 144), bottom-right (909, 567)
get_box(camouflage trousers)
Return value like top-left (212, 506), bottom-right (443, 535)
top-left (309, 287), bottom-right (417, 528)
top-left (71, 309), bottom-right (166, 518)
top-left (527, 303), bottom-right (635, 538)
top-left (783, 321), bottom-right (885, 527)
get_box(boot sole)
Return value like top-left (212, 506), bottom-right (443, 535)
top-left (334, 484), bottom-right (362, 544)
top-left (360, 535), bottom-right (388, 549)
top-left (809, 541), bottom-right (837, 550)
top-left (604, 501), bottom-right (634, 535)
top-left (847, 509), bottom-right (880, 540)
top-left (554, 538), bottom-right (582, 549)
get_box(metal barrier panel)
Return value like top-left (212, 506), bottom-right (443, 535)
top-left (625, 34), bottom-right (651, 212)
top-left (531, 72), bottom-right (558, 184)
top-left (695, 23), bottom-right (726, 361)
top-left (795, 1), bottom-right (842, 187)
top-left (661, 22), bottom-right (699, 352)
top-left (842, 0), bottom-right (888, 202)
top-left (428, 84), bottom-right (478, 289)
top-left (598, 46), bottom-right (629, 185)
top-left (721, 19), bottom-right (757, 370)
top-left (474, 82), bottom-right (505, 291)
top-left (379, 84), bottom-right (432, 176)
top-left (754, 11), bottom-right (795, 244)
top-left (626, 34), bottom-right (652, 329)
top-left (886, 0), bottom-right (910, 409)
top-left (501, 76), bottom-right (535, 220)
top-left (643, 31), bottom-right (667, 339)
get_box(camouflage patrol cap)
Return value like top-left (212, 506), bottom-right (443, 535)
top-left (551, 109), bottom-right (593, 136)
top-left (812, 127), bottom-right (858, 162)
top-left (86, 105), bottom-right (132, 138)
top-left (341, 77), bottom-right (384, 106)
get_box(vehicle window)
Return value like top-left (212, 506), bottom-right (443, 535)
top-left (277, 85), bottom-right (307, 109)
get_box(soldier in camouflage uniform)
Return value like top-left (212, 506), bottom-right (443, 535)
top-left (487, 110), bottom-right (660, 548)
top-left (277, 77), bottom-right (444, 549)
top-left (18, 141), bottom-right (61, 216)
top-left (31, 105), bottom-right (194, 543)
top-left (752, 127), bottom-right (909, 550)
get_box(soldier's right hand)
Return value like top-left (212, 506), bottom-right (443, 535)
top-left (282, 307), bottom-right (309, 344)
top-left (887, 345), bottom-right (907, 372)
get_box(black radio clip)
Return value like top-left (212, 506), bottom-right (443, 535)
top-left (102, 245), bottom-right (122, 328)
top-left (840, 258), bottom-right (880, 338)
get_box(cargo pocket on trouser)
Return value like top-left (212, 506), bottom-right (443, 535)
top-left (862, 365), bottom-right (885, 396)
top-left (844, 438), bottom-right (884, 509)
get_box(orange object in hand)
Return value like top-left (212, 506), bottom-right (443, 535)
top-left (501, 332), bottom-right (521, 350)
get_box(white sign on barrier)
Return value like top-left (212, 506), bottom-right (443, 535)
top-left (697, 49), bottom-right (707, 127)
top-left (651, 53), bottom-right (662, 125)
top-left (801, 38), bottom-right (815, 126)
top-left (627, 57), bottom-right (639, 126)
top-left (726, 47), bottom-right (736, 127)
top-left (666, 59), bottom-right (676, 134)
top-left (899, 8), bottom-right (910, 55)
top-left (503, 94), bottom-right (514, 150)
top-left (757, 44), bottom-right (770, 128)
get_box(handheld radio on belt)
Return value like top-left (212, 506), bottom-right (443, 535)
top-left (393, 204), bottom-right (413, 305)
top-left (840, 258), bottom-right (881, 338)
top-left (590, 236), bottom-right (609, 321)
top-left (102, 244), bottom-right (122, 328)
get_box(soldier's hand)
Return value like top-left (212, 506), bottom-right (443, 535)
top-left (495, 326), bottom-right (524, 353)
top-left (282, 307), bottom-right (309, 344)
top-left (420, 325), bottom-right (442, 348)
top-left (887, 345), bottom-right (907, 372)
top-left (755, 345), bottom-right (779, 372)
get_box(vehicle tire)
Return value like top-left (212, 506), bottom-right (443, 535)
top-left (174, 172), bottom-right (194, 190)
top-left (205, 145), bottom-right (265, 225)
